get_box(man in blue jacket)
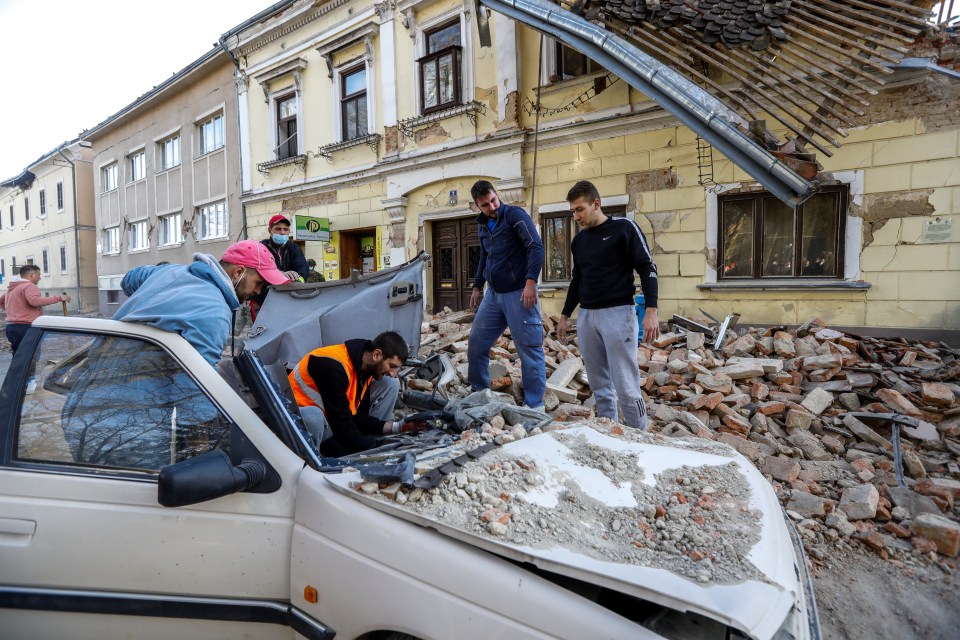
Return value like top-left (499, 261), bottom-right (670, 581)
top-left (467, 180), bottom-right (546, 409)
top-left (113, 240), bottom-right (291, 366)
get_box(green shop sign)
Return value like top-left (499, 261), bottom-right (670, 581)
top-left (294, 216), bottom-right (331, 241)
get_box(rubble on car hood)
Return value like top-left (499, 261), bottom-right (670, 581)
top-left (327, 416), bottom-right (807, 640)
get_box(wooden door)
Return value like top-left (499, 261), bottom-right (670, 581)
top-left (431, 217), bottom-right (480, 312)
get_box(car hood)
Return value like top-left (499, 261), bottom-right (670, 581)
top-left (326, 425), bottom-right (804, 640)
top-left (245, 252), bottom-right (428, 370)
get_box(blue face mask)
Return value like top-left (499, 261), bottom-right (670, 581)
top-left (272, 234), bottom-right (289, 246)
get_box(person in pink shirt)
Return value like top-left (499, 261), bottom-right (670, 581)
top-left (0, 265), bottom-right (70, 354)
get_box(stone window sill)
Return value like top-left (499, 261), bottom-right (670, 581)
top-left (698, 279), bottom-right (871, 291)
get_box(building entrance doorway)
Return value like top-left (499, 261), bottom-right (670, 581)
top-left (338, 228), bottom-right (377, 278)
top-left (431, 216), bottom-right (480, 312)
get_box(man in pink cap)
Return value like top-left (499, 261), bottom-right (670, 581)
top-left (113, 240), bottom-right (291, 366)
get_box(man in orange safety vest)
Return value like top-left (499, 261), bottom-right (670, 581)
top-left (289, 331), bottom-right (428, 456)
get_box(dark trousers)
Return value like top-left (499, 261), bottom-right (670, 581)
top-left (5, 323), bottom-right (31, 354)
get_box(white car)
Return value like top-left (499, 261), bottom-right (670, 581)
top-left (0, 254), bottom-right (819, 639)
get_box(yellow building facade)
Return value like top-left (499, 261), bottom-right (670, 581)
top-left (226, 0), bottom-right (959, 334)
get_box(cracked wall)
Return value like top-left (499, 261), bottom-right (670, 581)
top-left (858, 189), bottom-right (935, 246)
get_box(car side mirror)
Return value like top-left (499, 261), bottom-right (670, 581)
top-left (158, 450), bottom-right (266, 507)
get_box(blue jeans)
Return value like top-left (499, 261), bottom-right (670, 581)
top-left (5, 323), bottom-right (31, 355)
top-left (467, 288), bottom-right (545, 407)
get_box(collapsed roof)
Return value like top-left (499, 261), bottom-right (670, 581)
top-left (480, 0), bottom-right (936, 205)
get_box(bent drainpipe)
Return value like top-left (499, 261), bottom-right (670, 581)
top-left (480, 0), bottom-right (815, 206)
top-left (57, 145), bottom-right (83, 312)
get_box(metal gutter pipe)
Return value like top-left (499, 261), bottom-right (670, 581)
top-left (56, 145), bottom-right (83, 312)
top-left (481, 0), bottom-right (816, 206)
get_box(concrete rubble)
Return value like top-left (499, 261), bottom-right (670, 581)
top-left (411, 309), bottom-right (960, 569)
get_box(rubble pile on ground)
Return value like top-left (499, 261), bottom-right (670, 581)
top-left (417, 309), bottom-right (960, 566)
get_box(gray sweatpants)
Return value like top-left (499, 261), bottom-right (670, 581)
top-left (577, 305), bottom-right (648, 430)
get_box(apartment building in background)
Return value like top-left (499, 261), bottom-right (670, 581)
top-left (0, 140), bottom-right (98, 313)
top-left (82, 47), bottom-right (244, 316)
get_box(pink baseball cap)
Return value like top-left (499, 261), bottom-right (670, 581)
top-left (222, 240), bottom-right (291, 286)
top-left (268, 214), bottom-right (291, 227)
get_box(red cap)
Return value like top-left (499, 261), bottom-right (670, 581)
top-left (268, 214), bottom-right (291, 227)
top-left (222, 240), bottom-right (290, 286)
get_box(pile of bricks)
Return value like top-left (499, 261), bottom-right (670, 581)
top-left (419, 308), bottom-right (960, 563)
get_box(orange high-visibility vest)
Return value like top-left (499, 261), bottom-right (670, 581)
top-left (289, 344), bottom-right (371, 415)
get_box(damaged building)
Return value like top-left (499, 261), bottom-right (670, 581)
top-left (219, 0), bottom-right (958, 340)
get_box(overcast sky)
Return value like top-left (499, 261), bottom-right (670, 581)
top-left (0, 0), bottom-right (272, 179)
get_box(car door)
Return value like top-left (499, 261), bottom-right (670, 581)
top-left (0, 323), bottom-right (312, 639)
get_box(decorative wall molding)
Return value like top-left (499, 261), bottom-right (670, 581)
top-left (253, 57), bottom-right (308, 103)
top-left (495, 176), bottom-right (526, 205)
top-left (316, 21), bottom-right (380, 78)
top-left (374, 0), bottom-right (395, 21)
top-left (382, 196), bottom-right (408, 223)
top-left (237, 0), bottom-right (352, 57)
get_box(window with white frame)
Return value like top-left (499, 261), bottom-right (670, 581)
top-left (129, 151), bottom-right (146, 182)
top-left (24, 197), bottom-right (30, 222)
top-left (1, 258), bottom-right (4, 277)
top-left (8, 204), bottom-right (13, 227)
top-left (160, 135), bottom-right (181, 170)
top-left (419, 19), bottom-right (462, 114)
top-left (102, 226), bottom-right (121, 254)
top-left (56, 181), bottom-right (64, 210)
top-left (276, 94), bottom-right (298, 159)
top-left (41, 248), bottom-right (49, 274)
top-left (39, 189), bottom-right (47, 216)
top-left (60, 244), bottom-right (68, 273)
top-left (717, 186), bottom-right (848, 280)
top-left (101, 163), bottom-right (118, 193)
top-left (129, 220), bottom-right (149, 251)
top-left (197, 201), bottom-right (227, 240)
top-left (158, 212), bottom-right (183, 246)
top-left (199, 114), bottom-right (224, 155)
top-left (340, 66), bottom-right (368, 141)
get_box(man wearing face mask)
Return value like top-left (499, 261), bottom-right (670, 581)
top-left (113, 240), bottom-right (292, 366)
top-left (248, 215), bottom-right (310, 317)
top-left (262, 214), bottom-right (309, 283)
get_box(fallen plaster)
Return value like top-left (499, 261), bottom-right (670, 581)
top-left (856, 188), bottom-right (935, 246)
top-left (414, 123), bottom-right (450, 145)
